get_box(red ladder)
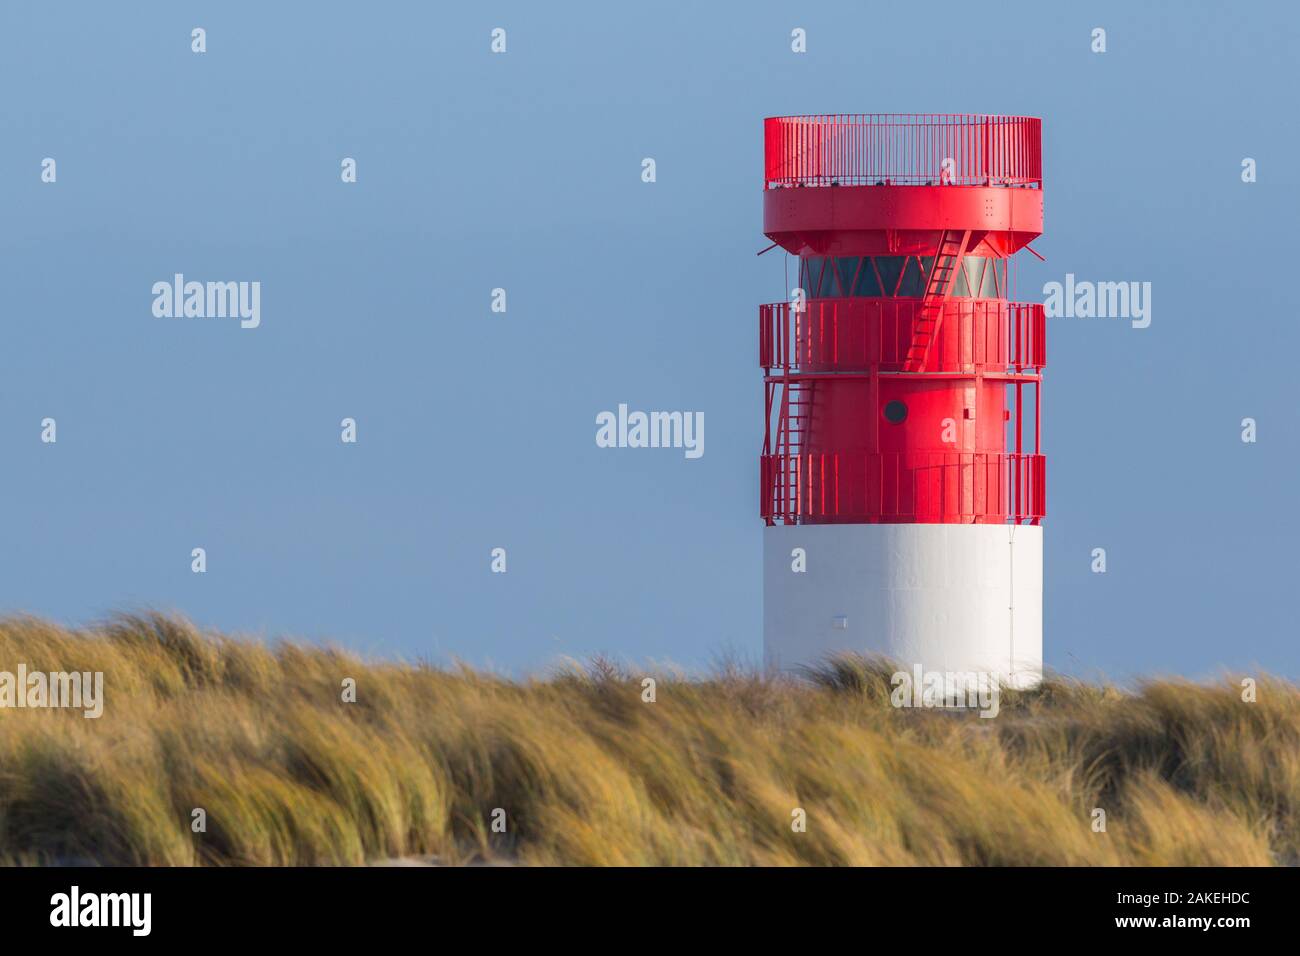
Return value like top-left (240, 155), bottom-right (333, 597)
top-left (903, 229), bottom-right (971, 372)
top-left (776, 378), bottom-right (814, 520)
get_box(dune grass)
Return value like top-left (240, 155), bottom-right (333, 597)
top-left (0, 613), bottom-right (1293, 866)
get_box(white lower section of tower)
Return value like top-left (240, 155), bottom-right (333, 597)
top-left (763, 524), bottom-right (1043, 688)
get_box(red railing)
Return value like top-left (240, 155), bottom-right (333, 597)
top-left (761, 452), bottom-right (1045, 525)
top-left (760, 299), bottom-right (1045, 373)
top-left (764, 114), bottom-right (1042, 188)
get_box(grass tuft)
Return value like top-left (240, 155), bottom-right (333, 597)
top-left (0, 614), bottom-right (1289, 865)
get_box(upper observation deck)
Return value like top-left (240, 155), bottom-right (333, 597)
top-left (764, 114), bottom-right (1042, 188)
top-left (762, 114), bottom-right (1043, 256)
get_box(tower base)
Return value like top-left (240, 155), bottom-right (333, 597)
top-left (763, 523), bottom-right (1042, 688)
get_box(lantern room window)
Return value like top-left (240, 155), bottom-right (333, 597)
top-left (798, 255), bottom-right (1004, 299)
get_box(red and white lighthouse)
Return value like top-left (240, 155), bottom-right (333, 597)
top-left (760, 114), bottom-right (1046, 687)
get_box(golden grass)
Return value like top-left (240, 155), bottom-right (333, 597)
top-left (0, 613), bottom-right (1291, 866)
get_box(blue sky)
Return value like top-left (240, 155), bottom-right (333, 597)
top-left (0, 1), bottom-right (1295, 679)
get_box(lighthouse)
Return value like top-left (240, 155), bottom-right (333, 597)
top-left (760, 114), bottom-right (1045, 688)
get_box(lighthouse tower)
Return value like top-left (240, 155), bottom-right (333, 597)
top-left (760, 114), bottom-right (1045, 687)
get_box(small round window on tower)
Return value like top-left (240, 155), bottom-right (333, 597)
top-left (883, 400), bottom-right (908, 424)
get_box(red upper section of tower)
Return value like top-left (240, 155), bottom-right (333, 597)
top-left (760, 114), bottom-right (1045, 527)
